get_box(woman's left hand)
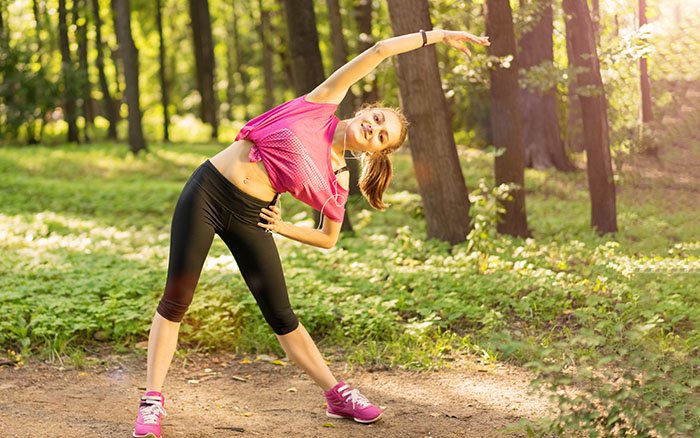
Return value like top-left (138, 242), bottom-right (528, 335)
top-left (258, 204), bottom-right (284, 233)
top-left (442, 30), bottom-right (490, 56)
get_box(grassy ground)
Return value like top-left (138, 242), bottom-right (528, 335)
top-left (1, 140), bottom-right (698, 434)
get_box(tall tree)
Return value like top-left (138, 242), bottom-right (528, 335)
top-left (326, 0), bottom-right (360, 195)
top-left (639, 0), bottom-right (654, 155)
top-left (353, 0), bottom-right (379, 104)
top-left (58, 0), bottom-right (80, 143)
top-left (518, 0), bottom-right (575, 171)
top-left (74, 0), bottom-right (92, 142)
top-left (565, 18), bottom-right (584, 153)
top-left (91, 0), bottom-right (118, 139)
top-left (112, 0), bottom-right (146, 154)
top-left (189, 0), bottom-right (218, 139)
top-left (227, 0), bottom-right (248, 119)
top-left (156, 0), bottom-right (169, 141)
top-left (563, 0), bottom-right (617, 234)
top-left (486, 0), bottom-right (529, 237)
top-left (258, 0), bottom-right (275, 109)
top-left (387, 0), bottom-right (471, 244)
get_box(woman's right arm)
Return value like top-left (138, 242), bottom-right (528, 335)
top-left (307, 29), bottom-right (489, 105)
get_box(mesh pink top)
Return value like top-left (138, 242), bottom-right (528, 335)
top-left (234, 94), bottom-right (348, 222)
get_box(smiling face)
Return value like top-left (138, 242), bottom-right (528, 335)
top-left (345, 107), bottom-right (405, 154)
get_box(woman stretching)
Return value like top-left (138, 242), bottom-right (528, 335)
top-left (132, 28), bottom-right (489, 437)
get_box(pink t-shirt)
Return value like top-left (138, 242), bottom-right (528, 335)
top-left (234, 94), bottom-right (348, 222)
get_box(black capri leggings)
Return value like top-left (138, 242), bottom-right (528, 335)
top-left (156, 160), bottom-right (299, 335)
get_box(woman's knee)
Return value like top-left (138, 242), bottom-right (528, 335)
top-left (266, 308), bottom-right (299, 335)
top-left (157, 276), bottom-right (198, 322)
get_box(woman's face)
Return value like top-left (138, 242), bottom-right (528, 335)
top-left (346, 108), bottom-right (403, 154)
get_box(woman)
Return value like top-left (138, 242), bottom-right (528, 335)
top-left (133, 28), bottom-right (489, 437)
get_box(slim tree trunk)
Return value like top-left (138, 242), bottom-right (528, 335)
top-left (32, 0), bottom-right (42, 56)
top-left (486, 0), bottom-right (529, 237)
top-left (189, 0), bottom-right (218, 139)
top-left (563, 0), bottom-right (617, 234)
top-left (387, 0), bottom-right (471, 244)
top-left (230, 0), bottom-right (250, 119)
top-left (59, 0), bottom-right (80, 143)
top-left (91, 0), bottom-right (118, 139)
top-left (75, 0), bottom-right (92, 142)
top-left (639, 0), bottom-right (654, 156)
top-left (156, 0), bottom-right (169, 141)
top-left (353, 0), bottom-right (379, 104)
top-left (565, 13), bottom-right (584, 153)
top-left (112, 0), bottom-right (146, 154)
top-left (258, 0), bottom-right (275, 109)
top-left (518, 0), bottom-right (575, 171)
top-left (326, 0), bottom-right (360, 195)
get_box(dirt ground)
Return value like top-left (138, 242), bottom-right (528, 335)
top-left (0, 350), bottom-right (552, 437)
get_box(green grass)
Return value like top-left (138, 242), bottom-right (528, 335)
top-left (1, 141), bottom-right (698, 434)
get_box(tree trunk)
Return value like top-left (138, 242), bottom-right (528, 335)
top-left (32, 0), bottom-right (42, 56)
top-left (565, 13), bottom-right (584, 153)
top-left (591, 0), bottom-right (600, 42)
top-left (156, 0), bottom-right (169, 142)
top-left (353, 0), bottom-right (379, 104)
top-left (258, 0), bottom-right (275, 109)
top-left (387, 0), bottom-right (471, 244)
top-left (112, 0), bottom-right (146, 154)
top-left (91, 0), bottom-right (118, 139)
top-left (189, 0), bottom-right (218, 139)
top-left (639, 0), bottom-right (654, 156)
top-left (59, 0), bottom-right (80, 143)
top-left (75, 0), bottom-right (92, 142)
top-left (326, 0), bottom-right (360, 195)
top-left (563, 0), bottom-right (617, 234)
top-left (486, 0), bottom-right (529, 237)
top-left (230, 0), bottom-right (250, 119)
top-left (518, 0), bottom-right (575, 171)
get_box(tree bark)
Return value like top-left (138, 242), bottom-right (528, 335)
top-left (564, 14), bottom-right (584, 153)
top-left (230, 0), bottom-right (250, 119)
top-left (91, 0), bottom-right (118, 139)
top-left (563, 0), bottom-right (617, 234)
top-left (518, 0), bottom-right (575, 171)
top-left (326, 0), bottom-right (360, 195)
top-left (353, 0), bottom-right (379, 104)
top-left (59, 0), bottom-right (80, 143)
top-left (75, 0), bottom-right (92, 141)
top-left (112, 0), bottom-right (146, 154)
top-left (258, 0), bottom-right (275, 109)
top-left (189, 0), bottom-right (219, 139)
top-left (156, 0), bottom-right (170, 141)
top-left (639, 0), bottom-right (654, 156)
top-left (486, 0), bottom-right (529, 237)
top-left (387, 0), bottom-right (471, 244)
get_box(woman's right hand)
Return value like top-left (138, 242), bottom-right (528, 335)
top-left (442, 30), bottom-right (490, 56)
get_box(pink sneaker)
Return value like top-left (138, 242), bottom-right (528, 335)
top-left (132, 391), bottom-right (167, 438)
top-left (324, 381), bottom-right (384, 423)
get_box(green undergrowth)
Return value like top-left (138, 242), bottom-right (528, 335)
top-left (1, 142), bottom-right (698, 435)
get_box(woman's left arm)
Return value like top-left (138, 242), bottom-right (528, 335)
top-left (307, 29), bottom-right (490, 105)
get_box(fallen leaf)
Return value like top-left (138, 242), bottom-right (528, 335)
top-left (204, 368), bottom-right (213, 373)
top-left (286, 387), bottom-right (297, 393)
top-left (187, 379), bottom-right (200, 384)
top-left (239, 357), bottom-right (252, 364)
top-left (231, 375), bottom-right (247, 382)
top-left (240, 412), bottom-right (254, 417)
top-left (270, 359), bottom-right (288, 366)
top-left (323, 422), bottom-right (335, 428)
top-left (135, 341), bottom-right (148, 350)
top-left (256, 354), bottom-right (275, 362)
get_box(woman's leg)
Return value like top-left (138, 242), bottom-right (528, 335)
top-left (275, 322), bottom-right (338, 391)
top-left (146, 311), bottom-right (181, 392)
top-left (219, 224), bottom-right (338, 392)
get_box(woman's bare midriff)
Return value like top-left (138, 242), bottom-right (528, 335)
top-left (209, 140), bottom-right (277, 203)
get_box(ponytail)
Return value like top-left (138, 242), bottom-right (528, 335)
top-left (359, 151), bottom-right (393, 210)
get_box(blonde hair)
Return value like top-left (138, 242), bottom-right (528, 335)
top-left (356, 103), bottom-right (409, 210)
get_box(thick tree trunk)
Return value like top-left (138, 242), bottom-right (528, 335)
top-left (639, 0), bottom-right (655, 156)
top-left (91, 0), bottom-right (118, 139)
top-left (112, 0), bottom-right (146, 154)
top-left (563, 0), bottom-right (617, 234)
top-left (326, 0), bottom-right (360, 195)
top-left (387, 0), bottom-right (471, 244)
top-left (258, 0), bottom-right (275, 109)
top-left (353, 0), bottom-right (379, 105)
top-left (59, 0), bottom-right (80, 143)
top-left (518, 0), bottom-right (575, 171)
top-left (156, 0), bottom-right (169, 142)
top-left (189, 0), bottom-right (218, 139)
top-left (565, 14), bottom-right (584, 153)
top-left (75, 0), bottom-right (92, 141)
top-left (486, 0), bottom-right (529, 237)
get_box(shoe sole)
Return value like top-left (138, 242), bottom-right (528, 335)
top-left (132, 433), bottom-right (158, 438)
top-left (326, 410), bottom-right (384, 424)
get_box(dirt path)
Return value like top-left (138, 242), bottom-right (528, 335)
top-left (0, 351), bottom-right (551, 437)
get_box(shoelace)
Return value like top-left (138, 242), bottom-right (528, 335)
top-left (139, 396), bottom-right (167, 424)
top-left (338, 386), bottom-right (370, 409)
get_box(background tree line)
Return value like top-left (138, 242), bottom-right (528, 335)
top-left (1, 0), bottom-right (696, 242)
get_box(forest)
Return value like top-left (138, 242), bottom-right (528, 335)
top-left (1, 0), bottom-right (699, 436)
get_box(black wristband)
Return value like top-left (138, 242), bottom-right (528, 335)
top-left (419, 29), bottom-right (427, 47)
